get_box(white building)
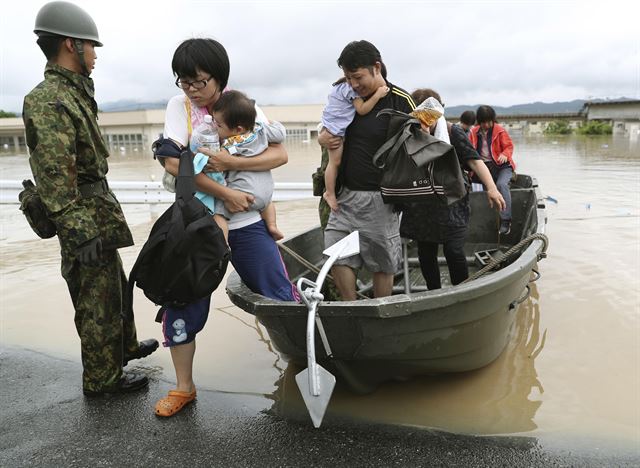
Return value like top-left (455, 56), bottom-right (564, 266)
top-left (2, 100), bottom-right (639, 150)
top-left (0, 104), bottom-right (324, 151)
top-left (580, 99), bottom-right (640, 137)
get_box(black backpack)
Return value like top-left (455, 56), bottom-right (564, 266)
top-left (127, 149), bottom-right (230, 314)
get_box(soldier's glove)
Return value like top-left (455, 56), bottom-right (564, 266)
top-left (76, 237), bottom-right (103, 265)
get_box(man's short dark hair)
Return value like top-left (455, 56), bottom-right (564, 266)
top-left (36, 34), bottom-right (65, 60)
top-left (476, 105), bottom-right (497, 123)
top-left (411, 88), bottom-right (444, 107)
top-left (212, 90), bottom-right (256, 131)
top-left (332, 59), bottom-right (387, 86)
top-left (337, 40), bottom-right (382, 73)
top-left (172, 38), bottom-right (230, 91)
top-left (460, 110), bottom-right (476, 126)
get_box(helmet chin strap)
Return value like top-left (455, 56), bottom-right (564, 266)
top-left (73, 38), bottom-right (89, 76)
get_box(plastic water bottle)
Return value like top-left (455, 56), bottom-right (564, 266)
top-left (192, 114), bottom-right (220, 152)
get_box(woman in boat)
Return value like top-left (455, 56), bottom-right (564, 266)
top-left (400, 89), bottom-right (506, 290)
top-left (469, 105), bottom-right (516, 235)
top-left (153, 38), bottom-right (299, 417)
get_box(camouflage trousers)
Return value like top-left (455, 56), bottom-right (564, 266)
top-left (61, 250), bottom-right (139, 392)
top-left (316, 146), bottom-right (331, 232)
top-left (317, 194), bottom-right (342, 301)
top-left (318, 196), bottom-right (331, 231)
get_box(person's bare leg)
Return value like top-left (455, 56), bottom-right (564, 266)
top-left (373, 272), bottom-right (394, 298)
top-left (169, 341), bottom-right (196, 393)
top-left (331, 265), bottom-right (357, 301)
top-left (260, 202), bottom-right (283, 241)
top-left (214, 214), bottom-right (229, 242)
top-left (323, 143), bottom-right (343, 212)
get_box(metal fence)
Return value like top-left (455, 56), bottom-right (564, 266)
top-left (1, 180), bottom-right (313, 205)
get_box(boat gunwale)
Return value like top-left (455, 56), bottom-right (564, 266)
top-left (226, 182), bottom-right (547, 320)
top-left (226, 242), bottom-right (540, 318)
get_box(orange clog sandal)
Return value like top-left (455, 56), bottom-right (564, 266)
top-left (154, 389), bottom-right (197, 417)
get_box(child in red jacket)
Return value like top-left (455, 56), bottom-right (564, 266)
top-left (469, 105), bottom-right (515, 235)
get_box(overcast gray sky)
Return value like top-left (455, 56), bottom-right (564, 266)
top-left (1, 0), bottom-right (638, 112)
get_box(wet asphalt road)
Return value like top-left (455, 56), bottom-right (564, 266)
top-left (1, 346), bottom-right (637, 467)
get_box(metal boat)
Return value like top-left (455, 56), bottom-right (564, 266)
top-left (226, 174), bottom-right (548, 393)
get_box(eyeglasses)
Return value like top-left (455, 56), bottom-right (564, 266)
top-left (175, 76), bottom-right (214, 90)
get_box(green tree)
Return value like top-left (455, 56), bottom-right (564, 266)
top-left (544, 120), bottom-right (572, 135)
top-left (0, 110), bottom-right (17, 118)
top-left (576, 121), bottom-right (613, 135)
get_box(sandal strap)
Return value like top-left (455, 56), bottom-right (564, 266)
top-left (167, 389), bottom-right (197, 398)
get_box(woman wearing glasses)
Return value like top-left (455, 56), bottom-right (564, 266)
top-left (154, 38), bottom-right (299, 417)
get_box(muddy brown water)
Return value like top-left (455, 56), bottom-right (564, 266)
top-left (1, 135), bottom-right (638, 447)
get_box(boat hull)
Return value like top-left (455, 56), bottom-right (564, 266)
top-left (226, 175), bottom-right (547, 391)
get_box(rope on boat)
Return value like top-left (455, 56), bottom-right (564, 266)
top-left (277, 242), bottom-right (369, 300)
top-left (462, 233), bottom-right (550, 283)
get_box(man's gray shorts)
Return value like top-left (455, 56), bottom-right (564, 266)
top-left (324, 188), bottom-right (401, 274)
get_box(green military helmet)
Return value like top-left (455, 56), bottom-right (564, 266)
top-left (34, 1), bottom-right (102, 46)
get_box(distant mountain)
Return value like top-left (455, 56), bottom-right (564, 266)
top-left (444, 97), bottom-right (637, 118)
top-left (96, 97), bottom-right (637, 115)
top-left (98, 99), bottom-right (168, 112)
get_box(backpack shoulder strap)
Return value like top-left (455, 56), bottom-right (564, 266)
top-left (176, 150), bottom-right (197, 202)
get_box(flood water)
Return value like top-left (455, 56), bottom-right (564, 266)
top-left (1, 135), bottom-right (639, 450)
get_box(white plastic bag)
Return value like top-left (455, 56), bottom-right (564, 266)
top-left (411, 96), bottom-right (450, 144)
top-left (433, 115), bottom-right (450, 144)
top-left (411, 97), bottom-right (444, 127)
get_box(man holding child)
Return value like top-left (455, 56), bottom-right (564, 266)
top-left (318, 40), bottom-right (415, 300)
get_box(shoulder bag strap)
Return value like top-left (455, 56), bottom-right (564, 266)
top-left (372, 109), bottom-right (417, 168)
top-left (185, 98), bottom-right (193, 142)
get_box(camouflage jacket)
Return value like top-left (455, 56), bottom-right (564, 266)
top-left (22, 63), bottom-right (133, 253)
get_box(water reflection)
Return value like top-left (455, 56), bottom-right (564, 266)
top-left (216, 309), bottom-right (287, 376)
top-left (1, 134), bottom-right (638, 441)
top-left (269, 280), bottom-right (547, 435)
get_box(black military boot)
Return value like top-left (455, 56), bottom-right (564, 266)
top-left (83, 372), bottom-right (149, 397)
top-left (124, 339), bottom-right (159, 366)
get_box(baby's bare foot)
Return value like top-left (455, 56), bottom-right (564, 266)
top-left (267, 224), bottom-right (284, 241)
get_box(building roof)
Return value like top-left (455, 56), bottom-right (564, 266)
top-left (97, 109), bottom-right (165, 126)
top-left (0, 117), bottom-right (24, 131)
top-left (583, 99), bottom-right (640, 107)
top-left (496, 112), bottom-right (584, 120)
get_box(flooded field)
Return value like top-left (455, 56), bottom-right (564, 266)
top-left (1, 135), bottom-right (638, 450)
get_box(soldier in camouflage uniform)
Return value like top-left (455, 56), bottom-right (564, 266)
top-left (23, 1), bottom-right (158, 396)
